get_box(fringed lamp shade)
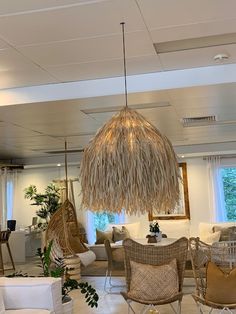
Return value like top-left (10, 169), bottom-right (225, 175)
top-left (80, 107), bottom-right (180, 215)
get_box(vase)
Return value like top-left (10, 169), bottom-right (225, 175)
top-left (62, 296), bottom-right (73, 314)
top-left (156, 231), bottom-right (162, 242)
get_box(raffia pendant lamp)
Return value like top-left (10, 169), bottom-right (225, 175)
top-left (80, 23), bottom-right (180, 215)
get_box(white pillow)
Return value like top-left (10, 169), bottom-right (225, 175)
top-left (106, 222), bottom-right (140, 238)
top-left (77, 250), bottom-right (96, 267)
top-left (203, 231), bottom-right (221, 244)
top-left (158, 219), bottom-right (190, 238)
top-left (0, 290), bottom-right (5, 314)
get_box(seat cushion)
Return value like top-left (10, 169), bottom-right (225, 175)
top-left (128, 259), bottom-right (179, 301)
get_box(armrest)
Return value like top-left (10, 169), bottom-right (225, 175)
top-left (0, 277), bottom-right (63, 313)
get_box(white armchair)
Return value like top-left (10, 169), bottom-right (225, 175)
top-left (0, 277), bottom-right (63, 314)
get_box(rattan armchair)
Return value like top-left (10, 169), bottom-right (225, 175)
top-left (121, 237), bottom-right (188, 314)
top-left (189, 237), bottom-right (236, 313)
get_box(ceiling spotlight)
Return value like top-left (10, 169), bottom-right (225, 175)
top-left (213, 53), bottom-right (229, 62)
top-left (181, 155), bottom-right (185, 158)
top-left (57, 163), bottom-right (61, 167)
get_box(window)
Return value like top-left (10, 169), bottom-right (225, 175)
top-left (220, 167), bottom-right (236, 221)
top-left (87, 210), bottom-right (125, 244)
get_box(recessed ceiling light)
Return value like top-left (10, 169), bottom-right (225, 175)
top-left (213, 53), bottom-right (229, 62)
top-left (57, 163), bottom-right (61, 167)
top-left (181, 155), bottom-right (185, 158)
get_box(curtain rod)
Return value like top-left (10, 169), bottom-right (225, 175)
top-left (203, 154), bottom-right (236, 160)
top-left (53, 178), bottom-right (79, 183)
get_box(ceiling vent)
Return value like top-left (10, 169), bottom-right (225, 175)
top-left (154, 33), bottom-right (236, 54)
top-left (181, 115), bottom-right (217, 127)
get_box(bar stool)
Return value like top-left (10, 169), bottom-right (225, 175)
top-left (0, 229), bottom-right (15, 275)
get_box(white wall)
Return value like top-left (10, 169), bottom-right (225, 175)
top-left (13, 157), bottom-right (212, 237)
top-left (13, 165), bottom-right (86, 229)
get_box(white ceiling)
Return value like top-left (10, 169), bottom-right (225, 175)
top-left (0, 0), bottom-right (236, 165)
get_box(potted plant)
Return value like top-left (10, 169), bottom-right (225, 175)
top-left (146, 221), bottom-right (162, 243)
top-left (37, 241), bottom-right (99, 313)
top-left (24, 183), bottom-right (61, 230)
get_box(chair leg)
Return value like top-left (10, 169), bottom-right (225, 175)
top-left (6, 243), bottom-right (15, 270)
top-left (127, 299), bottom-right (136, 314)
top-left (170, 301), bottom-right (181, 314)
top-left (0, 245), bottom-right (4, 275)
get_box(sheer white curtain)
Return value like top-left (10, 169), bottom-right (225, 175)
top-left (0, 168), bottom-right (18, 229)
top-left (207, 156), bottom-right (227, 222)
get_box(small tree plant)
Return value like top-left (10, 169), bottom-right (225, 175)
top-left (24, 183), bottom-right (61, 230)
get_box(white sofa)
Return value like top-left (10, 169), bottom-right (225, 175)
top-left (199, 221), bottom-right (236, 244)
top-left (0, 277), bottom-right (63, 314)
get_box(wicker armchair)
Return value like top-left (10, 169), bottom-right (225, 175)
top-left (121, 237), bottom-right (188, 314)
top-left (104, 239), bottom-right (125, 292)
top-left (189, 237), bottom-right (236, 313)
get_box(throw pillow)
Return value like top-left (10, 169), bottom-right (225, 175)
top-left (206, 261), bottom-right (236, 304)
top-left (95, 229), bottom-right (113, 244)
top-left (112, 226), bottom-right (130, 242)
top-left (213, 226), bottom-right (236, 241)
top-left (128, 259), bottom-right (179, 301)
top-left (203, 231), bottom-right (221, 244)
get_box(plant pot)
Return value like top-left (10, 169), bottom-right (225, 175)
top-left (62, 296), bottom-right (73, 314)
top-left (156, 231), bottom-right (162, 242)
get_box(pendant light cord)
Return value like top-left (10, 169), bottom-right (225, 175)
top-left (65, 140), bottom-right (69, 200)
top-left (120, 22), bottom-right (128, 108)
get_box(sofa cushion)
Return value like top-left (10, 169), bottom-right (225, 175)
top-left (199, 222), bottom-right (236, 243)
top-left (95, 229), bottom-right (113, 244)
top-left (112, 226), bottom-right (130, 242)
top-left (0, 278), bottom-right (61, 313)
top-left (157, 219), bottom-right (190, 239)
top-left (106, 222), bottom-right (140, 239)
top-left (213, 226), bottom-right (236, 241)
top-left (203, 231), bottom-right (221, 244)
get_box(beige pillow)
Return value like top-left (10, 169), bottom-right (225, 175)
top-left (206, 261), bottom-right (236, 304)
top-left (128, 259), bottom-right (179, 301)
top-left (204, 231), bottom-right (221, 244)
top-left (213, 226), bottom-right (236, 241)
top-left (112, 226), bottom-right (130, 242)
top-left (95, 229), bottom-right (113, 244)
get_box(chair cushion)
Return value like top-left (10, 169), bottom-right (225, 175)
top-left (128, 259), bottom-right (179, 301)
top-left (206, 261), bottom-right (236, 304)
top-left (112, 226), bottom-right (130, 242)
top-left (95, 229), bottom-right (113, 244)
top-left (213, 226), bottom-right (236, 241)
